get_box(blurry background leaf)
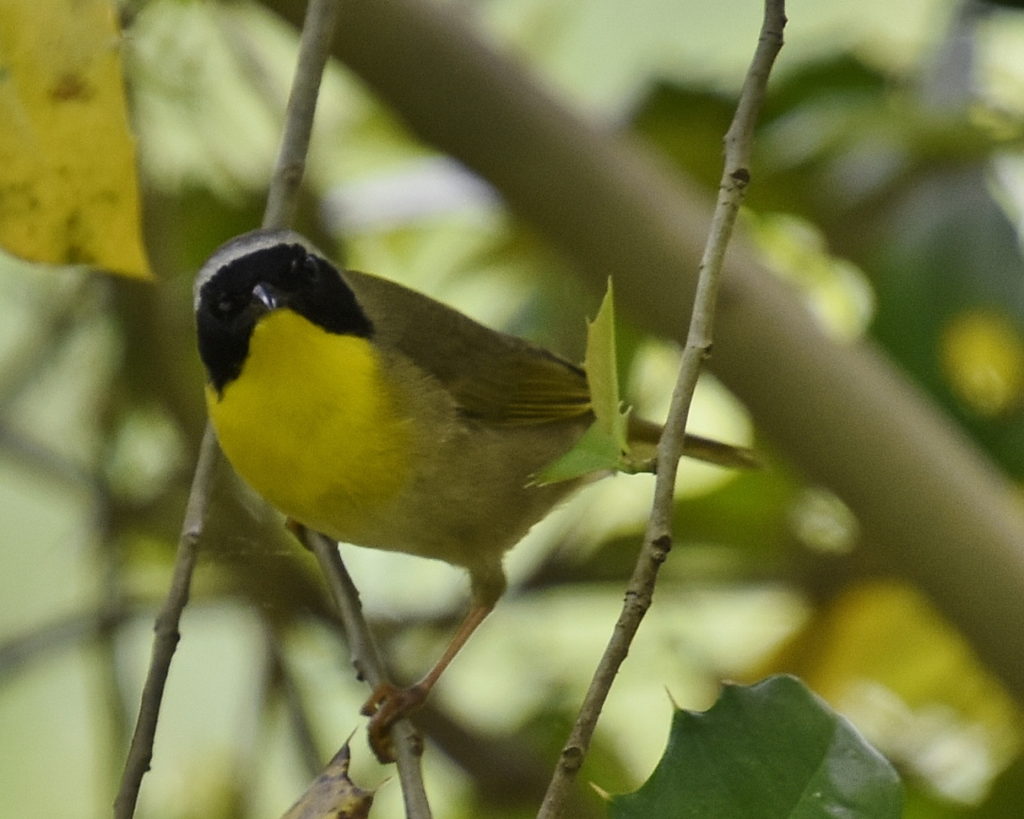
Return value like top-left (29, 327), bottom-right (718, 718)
top-left (757, 580), bottom-right (1023, 809)
top-left (0, 0), bottom-right (150, 277)
top-left (3, 0), bottom-right (1024, 816)
top-left (631, 30), bottom-right (1024, 481)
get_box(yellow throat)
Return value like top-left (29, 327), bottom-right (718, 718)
top-left (206, 309), bottom-right (412, 539)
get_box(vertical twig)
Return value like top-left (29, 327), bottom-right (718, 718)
top-left (538, 2), bottom-right (787, 815)
top-left (115, 2), bottom-right (343, 816)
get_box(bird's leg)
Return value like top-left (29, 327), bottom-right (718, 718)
top-left (362, 568), bottom-right (504, 763)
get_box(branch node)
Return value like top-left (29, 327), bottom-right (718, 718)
top-left (624, 588), bottom-right (653, 614)
top-left (730, 167), bottom-right (751, 186)
top-left (650, 534), bottom-right (672, 561)
top-left (559, 745), bottom-right (585, 774)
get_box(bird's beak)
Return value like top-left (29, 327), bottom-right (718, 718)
top-left (251, 282), bottom-right (282, 314)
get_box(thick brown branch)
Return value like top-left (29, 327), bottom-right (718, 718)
top-left (261, 0), bottom-right (1024, 702)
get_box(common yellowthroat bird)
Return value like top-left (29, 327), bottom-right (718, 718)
top-left (195, 229), bottom-right (750, 760)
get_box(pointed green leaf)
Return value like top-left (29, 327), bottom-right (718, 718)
top-left (585, 278), bottom-right (630, 453)
top-left (535, 280), bottom-right (631, 484)
top-left (532, 419), bottom-right (621, 485)
top-left (609, 675), bottom-right (903, 818)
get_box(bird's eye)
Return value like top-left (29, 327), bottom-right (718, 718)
top-left (303, 254), bottom-right (326, 283)
top-left (212, 294), bottom-right (242, 317)
top-left (282, 254), bottom-right (317, 286)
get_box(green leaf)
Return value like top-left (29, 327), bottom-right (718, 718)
top-left (608, 675), bottom-right (903, 819)
top-left (534, 279), bottom-right (631, 484)
top-left (531, 420), bottom-right (622, 485)
top-left (584, 278), bottom-right (630, 454)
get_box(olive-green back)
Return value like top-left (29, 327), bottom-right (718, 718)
top-left (342, 269), bottom-right (593, 426)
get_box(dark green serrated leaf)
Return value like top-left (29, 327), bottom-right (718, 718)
top-left (609, 675), bottom-right (903, 819)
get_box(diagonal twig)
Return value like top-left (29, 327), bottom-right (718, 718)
top-left (305, 530), bottom-right (432, 818)
top-left (262, 0), bottom-right (339, 232)
top-left (114, 425), bottom-right (219, 818)
top-left (538, 2), bottom-right (787, 814)
top-left (115, 1), bottom-right (345, 815)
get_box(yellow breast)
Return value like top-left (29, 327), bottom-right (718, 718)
top-left (206, 309), bottom-right (412, 540)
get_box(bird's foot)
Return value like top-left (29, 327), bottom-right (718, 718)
top-left (361, 681), bottom-right (429, 763)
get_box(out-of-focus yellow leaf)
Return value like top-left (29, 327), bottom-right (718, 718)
top-left (941, 309), bottom-right (1024, 417)
top-left (759, 580), bottom-right (1022, 806)
top-left (0, 0), bottom-right (150, 278)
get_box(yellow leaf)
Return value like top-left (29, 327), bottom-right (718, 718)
top-left (941, 309), bottom-right (1024, 417)
top-left (0, 0), bottom-right (150, 278)
top-left (760, 580), bottom-right (1021, 804)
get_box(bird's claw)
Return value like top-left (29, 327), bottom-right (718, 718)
top-left (361, 681), bottom-right (428, 763)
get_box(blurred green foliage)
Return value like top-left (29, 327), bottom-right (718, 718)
top-left (2, 0), bottom-right (1024, 816)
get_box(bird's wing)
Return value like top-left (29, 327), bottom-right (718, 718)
top-left (343, 269), bottom-right (758, 465)
top-left (447, 347), bottom-right (592, 425)
top-left (342, 269), bottom-right (593, 426)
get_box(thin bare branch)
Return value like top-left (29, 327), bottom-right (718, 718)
top-left (305, 530), bottom-right (433, 819)
top-left (539, 3), bottom-right (787, 814)
top-left (263, 0), bottom-right (340, 231)
top-left (116, 2), bottom-right (343, 815)
top-left (115, 425), bottom-right (219, 818)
